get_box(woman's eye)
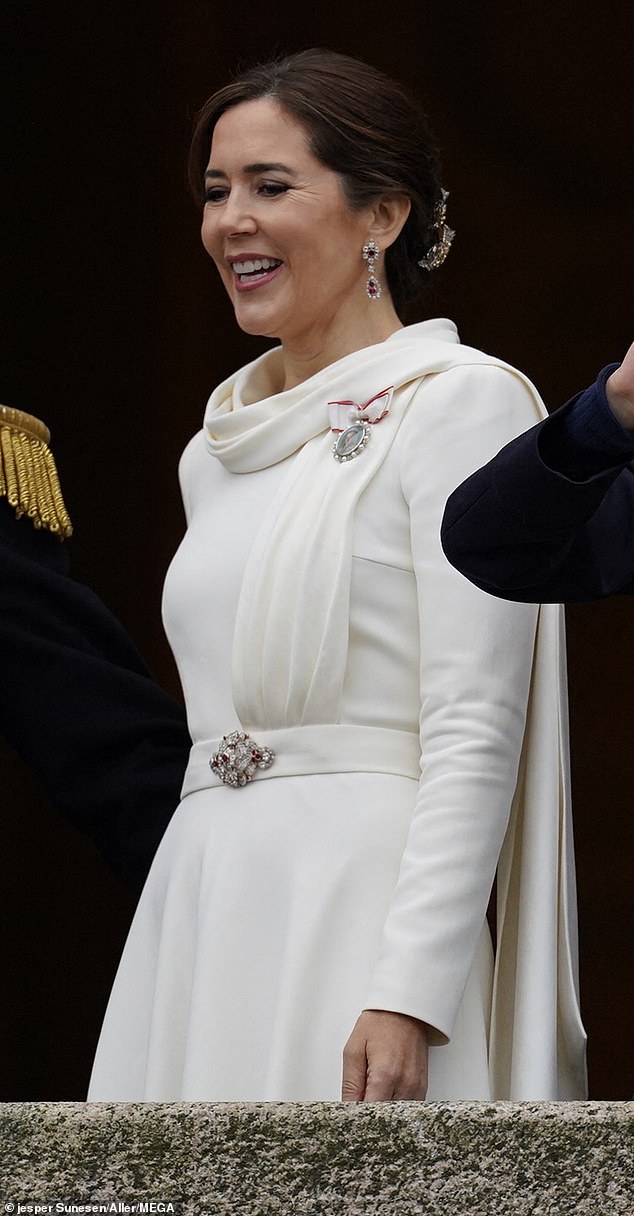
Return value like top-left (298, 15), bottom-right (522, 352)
top-left (204, 187), bottom-right (228, 204)
top-left (258, 181), bottom-right (290, 197)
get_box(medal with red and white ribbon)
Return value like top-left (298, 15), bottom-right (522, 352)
top-left (328, 386), bottom-right (394, 462)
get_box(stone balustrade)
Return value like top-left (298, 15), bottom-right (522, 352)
top-left (1, 1101), bottom-right (632, 1215)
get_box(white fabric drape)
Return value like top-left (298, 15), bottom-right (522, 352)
top-left (203, 319), bottom-right (586, 1098)
top-left (88, 319), bottom-right (586, 1101)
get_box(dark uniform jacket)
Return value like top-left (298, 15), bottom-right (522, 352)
top-left (1, 500), bottom-right (191, 891)
top-left (441, 367), bottom-right (634, 603)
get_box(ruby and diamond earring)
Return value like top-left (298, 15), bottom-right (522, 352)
top-left (362, 239), bottom-right (382, 299)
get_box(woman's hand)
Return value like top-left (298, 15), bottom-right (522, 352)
top-left (606, 341), bottom-right (634, 430)
top-left (341, 1009), bottom-right (429, 1101)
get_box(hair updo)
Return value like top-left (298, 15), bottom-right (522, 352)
top-left (188, 49), bottom-right (446, 315)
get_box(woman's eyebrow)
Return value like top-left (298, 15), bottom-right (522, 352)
top-left (204, 162), bottom-right (296, 180)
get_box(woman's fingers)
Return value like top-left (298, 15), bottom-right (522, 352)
top-left (341, 1009), bottom-right (429, 1101)
top-left (341, 1023), bottom-right (368, 1101)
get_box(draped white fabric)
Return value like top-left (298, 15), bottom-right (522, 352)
top-left (206, 321), bottom-right (537, 729)
top-left (89, 320), bottom-right (586, 1101)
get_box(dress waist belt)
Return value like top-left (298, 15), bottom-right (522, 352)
top-left (180, 724), bottom-right (421, 798)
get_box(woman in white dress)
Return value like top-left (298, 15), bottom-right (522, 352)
top-left (89, 49), bottom-right (586, 1102)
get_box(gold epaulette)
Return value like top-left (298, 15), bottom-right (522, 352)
top-left (0, 404), bottom-right (73, 539)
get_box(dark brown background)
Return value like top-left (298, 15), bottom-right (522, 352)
top-left (1, 0), bottom-right (632, 1099)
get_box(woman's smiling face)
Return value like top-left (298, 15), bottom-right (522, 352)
top-left (200, 98), bottom-right (380, 352)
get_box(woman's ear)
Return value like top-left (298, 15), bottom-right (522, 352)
top-left (368, 195), bottom-right (411, 250)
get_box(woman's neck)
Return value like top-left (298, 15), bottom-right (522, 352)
top-left (279, 303), bottom-right (404, 391)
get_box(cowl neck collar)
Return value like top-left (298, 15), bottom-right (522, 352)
top-left (204, 319), bottom-right (460, 473)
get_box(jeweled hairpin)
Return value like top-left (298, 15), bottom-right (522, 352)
top-left (418, 189), bottom-right (455, 271)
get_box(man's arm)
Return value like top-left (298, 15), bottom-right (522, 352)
top-left (441, 351), bottom-right (634, 602)
top-left (1, 410), bottom-right (191, 892)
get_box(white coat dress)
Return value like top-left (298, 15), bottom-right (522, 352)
top-left (88, 320), bottom-right (587, 1101)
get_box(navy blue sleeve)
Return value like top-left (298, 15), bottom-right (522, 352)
top-left (0, 501), bottom-right (191, 891)
top-left (539, 364), bottom-right (634, 478)
top-left (441, 366), bottom-right (634, 602)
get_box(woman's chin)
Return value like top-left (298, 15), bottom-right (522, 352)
top-left (232, 303), bottom-right (285, 341)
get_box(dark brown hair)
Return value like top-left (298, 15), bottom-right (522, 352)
top-left (188, 49), bottom-right (445, 314)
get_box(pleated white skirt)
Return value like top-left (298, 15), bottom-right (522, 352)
top-left (88, 771), bottom-right (493, 1101)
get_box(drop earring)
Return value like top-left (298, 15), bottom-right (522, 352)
top-left (362, 239), bottom-right (382, 300)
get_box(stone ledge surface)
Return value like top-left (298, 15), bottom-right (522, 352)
top-left (0, 1101), bottom-right (632, 1216)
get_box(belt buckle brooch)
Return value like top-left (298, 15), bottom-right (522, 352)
top-left (210, 731), bottom-right (275, 788)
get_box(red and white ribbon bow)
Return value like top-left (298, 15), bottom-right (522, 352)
top-left (327, 386), bottom-right (394, 433)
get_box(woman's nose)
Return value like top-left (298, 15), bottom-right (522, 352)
top-left (218, 191), bottom-right (258, 236)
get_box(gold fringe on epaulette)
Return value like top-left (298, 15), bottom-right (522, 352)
top-left (0, 405), bottom-right (73, 539)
